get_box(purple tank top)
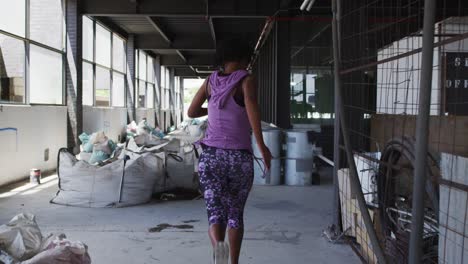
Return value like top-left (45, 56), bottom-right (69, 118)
top-left (201, 70), bottom-right (252, 151)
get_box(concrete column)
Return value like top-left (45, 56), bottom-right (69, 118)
top-left (66, 0), bottom-right (83, 154)
top-left (154, 56), bottom-right (161, 127)
top-left (180, 78), bottom-right (185, 123)
top-left (126, 34), bottom-right (136, 122)
top-left (276, 14), bottom-right (291, 129)
top-left (169, 68), bottom-right (175, 127)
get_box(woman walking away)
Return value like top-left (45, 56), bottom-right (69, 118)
top-left (188, 37), bottom-right (272, 264)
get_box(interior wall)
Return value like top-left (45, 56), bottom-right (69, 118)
top-left (0, 105), bottom-right (67, 186)
top-left (83, 106), bottom-right (127, 142)
top-left (376, 19), bottom-right (468, 116)
top-left (376, 36), bottom-right (441, 115)
top-left (135, 108), bottom-right (156, 127)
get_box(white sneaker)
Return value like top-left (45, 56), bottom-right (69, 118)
top-left (214, 241), bottom-right (229, 264)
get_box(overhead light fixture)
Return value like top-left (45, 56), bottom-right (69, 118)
top-left (306, 0), bottom-right (316, 11)
top-left (300, 0), bottom-right (316, 11)
top-left (300, 0), bottom-right (311, 10)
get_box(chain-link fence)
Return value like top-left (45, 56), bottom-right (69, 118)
top-left (333, 0), bottom-right (468, 263)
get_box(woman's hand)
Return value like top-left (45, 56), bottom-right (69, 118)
top-left (260, 144), bottom-right (272, 170)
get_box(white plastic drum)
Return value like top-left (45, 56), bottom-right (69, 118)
top-left (285, 130), bottom-right (316, 186)
top-left (252, 128), bottom-right (282, 185)
top-left (285, 130), bottom-right (315, 159)
top-left (285, 159), bottom-right (314, 186)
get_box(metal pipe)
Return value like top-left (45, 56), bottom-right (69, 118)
top-left (408, 0), bottom-right (437, 262)
top-left (331, 0), bottom-right (386, 262)
top-left (332, 0), bottom-right (341, 234)
top-left (300, 0), bottom-right (311, 11)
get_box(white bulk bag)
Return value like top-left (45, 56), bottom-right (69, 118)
top-left (158, 144), bottom-right (200, 193)
top-left (51, 149), bottom-right (123, 207)
top-left (0, 213), bottom-right (43, 261)
top-left (52, 147), bottom-right (164, 208)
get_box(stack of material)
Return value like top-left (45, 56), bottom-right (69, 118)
top-left (51, 138), bottom-right (166, 208)
top-left (156, 119), bottom-right (207, 193)
top-left (354, 153), bottom-right (380, 206)
top-left (127, 120), bottom-right (166, 147)
top-left (439, 153), bottom-right (468, 264)
top-left (78, 131), bottom-right (117, 164)
top-left (0, 213), bottom-right (91, 264)
top-left (337, 168), bottom-right (380, 264)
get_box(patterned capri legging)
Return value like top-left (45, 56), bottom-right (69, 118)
top-left (198, 145), bottom-right (254, 229)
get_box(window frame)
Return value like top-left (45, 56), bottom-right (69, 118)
top-left (135, 49), bottom-right (156, 109)
top-left (82, 16), bottom-right (127, 108)
top-left (0, 0), bottom-right (66, 106)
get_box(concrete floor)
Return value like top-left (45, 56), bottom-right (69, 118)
top-left (0, 170), bottom-right (359, 264)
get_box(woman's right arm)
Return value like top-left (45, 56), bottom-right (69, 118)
top-left (187, 79), bottom-right (208, 118)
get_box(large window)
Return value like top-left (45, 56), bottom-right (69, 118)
top-left (30, 45), bottom-right (63, 104)
top-left (30, 0), bottom-right (65, 50)
top-left (95, 24), bottom-right (111, 68)
top-left (0, 35), bottom-right (25, 103)
top-left (0, 0), bottom-right (26, 37)
top-left (95, 66), bottom-right (110, 106)
top-left (82, 62), bottom-right (93, 105)
top-left (0, 0), bottom-right (65, 105)
top-left (82, 16), bottom-right (94, 61)
top-left (82, 16), bottom-right (126, 107)
top-left (135, 50), bottom-right (155, 109)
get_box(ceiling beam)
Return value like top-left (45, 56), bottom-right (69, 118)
top-left (280, 0), bottom-right (295, 9)
top-left (88, 14), bottom-right (269, 18)
top-left (208, 17), bottom-right (217, 47)
top-left (160, 55), bottom-right (214, 66)
top-left (176, 50), bottom-right (188, 63)
top-left (136, 34), bottom-right (215, 50)
top-left (175, 68), bottom-right (210, 77)
top-left (146, 17), bottom-right (172, 43)
top-left (145, 48), bottom-right (216, 52)
top-left (83, 0), bottom-right (331, 17)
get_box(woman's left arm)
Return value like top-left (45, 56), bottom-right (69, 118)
top-left (243, 75), bottom-right (272, 169)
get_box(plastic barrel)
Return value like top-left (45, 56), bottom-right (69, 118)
top-left (285, 130), bottom-right (316, 186)
top-left (252, 128), bottom-right (282, 185)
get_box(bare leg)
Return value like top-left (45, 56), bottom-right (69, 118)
top-left (228, 227), bottom-right (244, 264)
top-left (209, 223), bottom-right (227, 247)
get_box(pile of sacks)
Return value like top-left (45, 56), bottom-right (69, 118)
top-left (156, 118), bottom-right (208, 194)
top-left (0, 214), bottom-right (91, 264)
top-left (51, 138), bottom-right (166, 208)
top-left (126, 120), bottom-right (165, 146)
top-left (78, 131), bottom-right (117, 165)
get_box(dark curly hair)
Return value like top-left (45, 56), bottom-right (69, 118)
top-left (215, 37), bottom-right (253, 66)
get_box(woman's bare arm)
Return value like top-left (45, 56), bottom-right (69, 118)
top-left (187, 79), bottom-right (208, 118)
top-left (243, 75), bottom-right (272, 169)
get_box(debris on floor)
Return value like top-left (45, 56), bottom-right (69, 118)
top-left (148, 223), bottom-right (194, 233)
top-left (157, 189), bottom-right (202, 201)
top-left (0, 213), bottom-right (91, 264)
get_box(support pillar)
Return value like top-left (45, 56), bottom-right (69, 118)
top-left (126, 34), bottom-right (136, 122)
top-left (66, 0), bottom-right (83, 154)
top-left (409, 0), bottom-right (437, 262)
top-left (276, 13), bottom-right (291, 129)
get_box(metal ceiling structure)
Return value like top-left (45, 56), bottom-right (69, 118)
top-left (83, 0), bottom-right (331, 78)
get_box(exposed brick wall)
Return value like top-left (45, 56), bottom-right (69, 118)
top-left (66, 0), bottom-right (83, 153)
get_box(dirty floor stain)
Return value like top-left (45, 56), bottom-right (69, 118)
top-left (148, 223), bottom-right (194, 233)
